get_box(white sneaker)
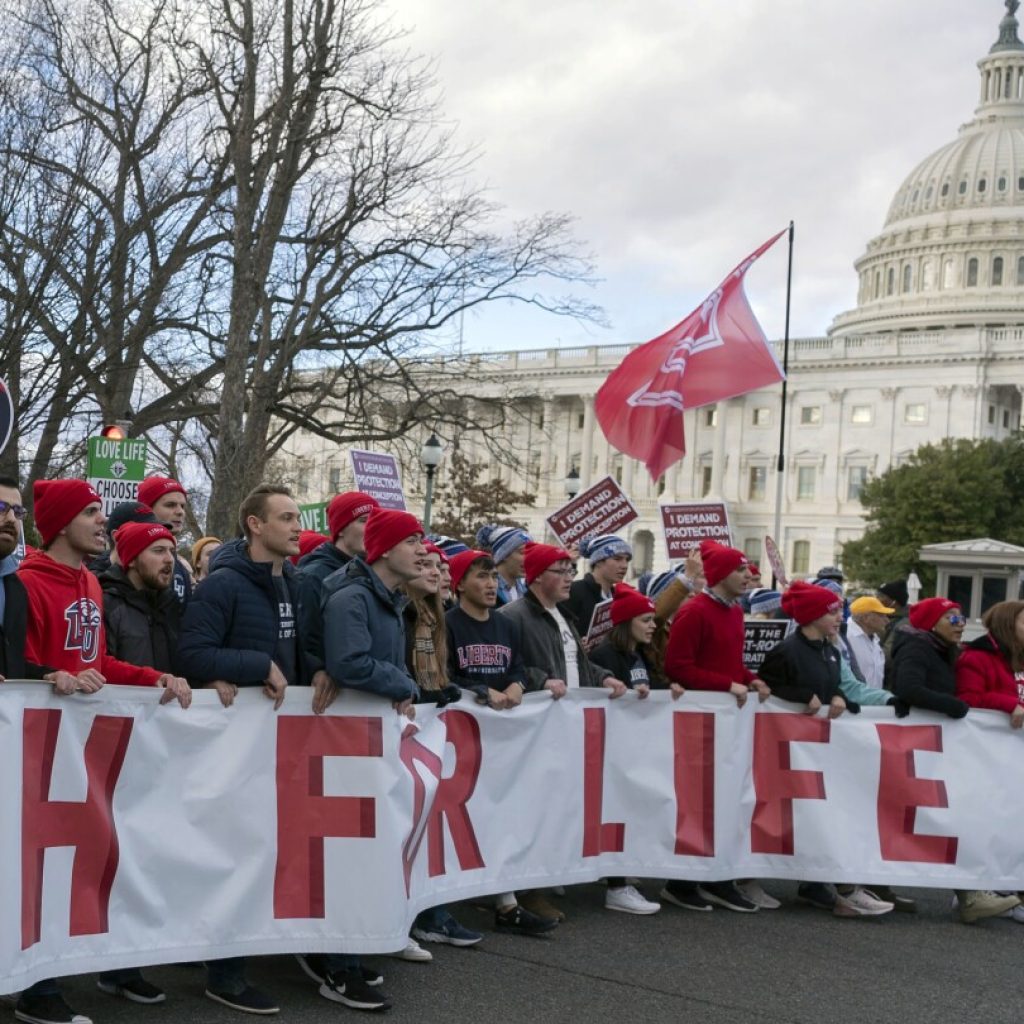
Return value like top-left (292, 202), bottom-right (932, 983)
top-left (833, 886), bottom-right (895, 917)
top-left (605, 884), bottom-right (661, 915)
top-left (386, 937), bottom-right (433, 962)
top-left (735, 879), bottom-right (781, 910)
top-left (1002, 904), bottom-right (1024, 923)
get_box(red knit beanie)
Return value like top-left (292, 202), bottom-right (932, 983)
top-left (781, 580), bottom-right (843, 626)
top-left (909, 597), bottom-right (960, 632)
top-left (423, 542), bottom-right (449, 566)
top-left (327, 491), bottom-right (380, 541)
top-left (291, 529), bottom-right (329, 565)
top-left (33, 479), bottom-right (104, 545)
top-left (449, 549), bottom-right (490, 593)
top-left (610, 582), bottom-right (655, 625)
top-left (363, 509), bottom-right (423, 564)
top-left (137, 476), bottom-right (187, 508)
top-left (115, 521), bottom-right (176, 569)
top-left (524, 542), bottom-right (572, 585)
top-left (699, 539), bottom-right (747, 587)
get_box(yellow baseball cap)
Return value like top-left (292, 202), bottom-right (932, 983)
top-left (850, 596), bottom-right (895, 616)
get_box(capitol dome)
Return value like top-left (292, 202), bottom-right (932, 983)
top-left (831, 1), bottom-right (1024, 335)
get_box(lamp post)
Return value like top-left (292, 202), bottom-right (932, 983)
top-left (565, 467), bottom-right (580, 499)
top-left (420, 434), bottom-right (444, 530)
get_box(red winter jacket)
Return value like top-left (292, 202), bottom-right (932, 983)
top-left (18, 550), bottom-right (161, 685)
top-left (664, 591), bottom-right (756, 691)
top-left (955, 632), bottom-right (1024, 716)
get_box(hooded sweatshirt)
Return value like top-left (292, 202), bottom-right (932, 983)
top-left (18, 550), bottom-right (161, 685)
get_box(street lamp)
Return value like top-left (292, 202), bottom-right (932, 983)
top-left (420, 433), bottom-right (444, 530)
top-left (565, 467), bottom-right (580, 499)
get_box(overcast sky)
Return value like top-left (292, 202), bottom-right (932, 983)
top-left (385, 0), bottom-right (1004, 352)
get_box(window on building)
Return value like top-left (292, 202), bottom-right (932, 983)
top-left (704, 407), bottom-right (718, 428)
top-left (701, 465), bottom-right (713, 497)
top-left (904, 403), bottom-right (927, 424)
top-left (902, 264), bottom-right (913, 292)
top-left (886, 267), bottom-right (895, 295)
top-left (966, 257), bottom-right (979, 287)
top-left (873, 271), bottom-right (881, 298)
top-left (752, 406), bottom-right (771, 427)
top-left (1017, 255), bottom-right (1024, 285)
top-left (748, 466), bottom-right (767, 501)
top-left (611, 453), bottom-right (623, 485)
top-left (1004, 409), bottom-right (1011, 429)
top-left (657, 474), bottom-right (666, 496)
top-left (577, 412), bottom-right (585, 429)
top-left (847, 466), bottom-right (868, 502)
top-left (978, 178), bottom-right (988, 193)
top-left (743, 537), bottom-right (762, 563)
top-left (948, 575), bottom-right (974, 614)
top-left (797, 466), bottom-right (816, 501)
top-left (993, 256), bottom-right (1004, 286)
top-left (958, 180), bottom-right (968, 195)
top-left (999, 176), bottom-right (1008, 192)
top-left (792, 540), bottom-right (811, 576)
top-left (983, 576), bottom-right (1008, 615)
top-left (850, 405), bottom-right (873, 425)
top-left (328, 466), bottom-right (341, 491)
top-left (800, 406), bottom-right (822, 425)
top-left (922, 259), bottom-right (935, 290)
top-left (941, 182), bottom-right (950, 197)
top-left (942, 257), bottom-right (955, 289)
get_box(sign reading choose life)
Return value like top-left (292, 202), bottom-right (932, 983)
top-left (86, 436), bottom-right (149, 517)
top-left (546, 475), bottom-right (638, 548)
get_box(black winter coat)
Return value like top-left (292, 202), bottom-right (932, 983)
top-left (175, 539), bottom-right (309, 686)
top-left (296, 542), bottom-right (352, 673)
top-left (100, 566), bottom-right (179, 671)
top-left (0, 561), bottom-right (49, 679)
top-left (759, 629), bottom-right (858, 710)
top-left (589, 640), bottom-right (659, 689)
top-left (890, 624), bottom-right (968, 718)
top-left (565, 572), bottom-right (605, 635)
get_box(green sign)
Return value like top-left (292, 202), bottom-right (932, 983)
top-left (299, 501), bottom-right (328, 533)
top-left (86, 436), bottom-right (149, 515)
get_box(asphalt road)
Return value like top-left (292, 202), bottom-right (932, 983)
top-left (22, 882), bottom-right (1023, 1024)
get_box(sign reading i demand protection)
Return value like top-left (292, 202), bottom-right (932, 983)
top-left (349, 449), bottom-right (407, 510)
top-left (547, 476), bottom-right (638, 547)
top-left (660, 502), bottom-right (731, 560)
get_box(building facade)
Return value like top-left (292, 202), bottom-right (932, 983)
top-left (282, 4), bottom-right (1024, 579)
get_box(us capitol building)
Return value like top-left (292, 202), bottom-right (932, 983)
top-left (283, 3), bottom-right (1024, 577)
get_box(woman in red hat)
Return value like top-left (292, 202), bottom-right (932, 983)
top-left (955, 600), bottom-right (1024, 725)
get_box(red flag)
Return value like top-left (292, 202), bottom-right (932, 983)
top-left (595, 230), bottom-right (787, 480)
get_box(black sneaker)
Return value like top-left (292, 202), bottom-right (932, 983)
top-left (660, 882), bottom-right (714, 911)
top-left (494, 904), bottom-right (558, 936)
top-left (15, 992), bottom-right (92, 1024)
top-left (96, 975), bottom-right (166, 1004)
top-left (205, 986), bottom-right (280, 1015)
top-left (797, 882), bottom-right (837, 911)
top-left (697, 881), bottom-right (759, 913)
top-left (296, 954), bottom-right (383, 988)
top-left (319, 971), bottom-right (391, 1011)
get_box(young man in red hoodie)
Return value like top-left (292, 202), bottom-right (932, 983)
top-left (662, 539), bottom-right (770, 914)
top-left (20, 479), bottom-right (192, 701)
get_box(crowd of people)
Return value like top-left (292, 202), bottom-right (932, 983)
top-left (2, 472), bottom-right (1023, 1023)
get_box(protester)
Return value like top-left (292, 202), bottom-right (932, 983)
top-left (890, 595), bottom-right (1017, 924)
top-left (296, 490), bottom-right (379, 702)
top-left (190, 535), bottom-right (222, 581)
top-left (877, 578), bottom-right (910, 658)
top-left (499, 542), bottom-right (629, 923)
top-left (662, 539), bottom-right (769, 913)
top-left (0, 477), bottom-right (100, 1024)
top-left (648, 549), bottom-right (704, 679)
top-left (293, 528), bottom-right (329, 564)
top-left (87, 499), bottom-right (159, 578)
top-left (565, 533), bottom-right (632, 637)
top-left (476, 524), bottom-right (530, 606)
top-left (747, 588), bottom-right (783, 619)
top-left (846, 596), bottom-right (894, 689)
top-left (589, 583), bottom-right (661, 916)
top-left (427, 542), bottom-right (453, 605)
top-left (101, 522), bottom-right (181, 669)
top-left (137, 476), bottom-right (194, 605)
top-left (759, 581), bottom-right (896, 918)
top-left (956, 600), bottom-right (1024, 721)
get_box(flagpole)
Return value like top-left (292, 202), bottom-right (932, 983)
top-left (770, 221), bottom-right (794, 587)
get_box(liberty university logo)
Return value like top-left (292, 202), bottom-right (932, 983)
top-left (64, 599), bottom-right (102, 663)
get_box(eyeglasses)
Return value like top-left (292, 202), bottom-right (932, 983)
top-left (947, 614), bottom-right (966, 626)
top-left (0, 501), bottom-right (27, 520)
top-left (545, 566), bottom-right (577, 578)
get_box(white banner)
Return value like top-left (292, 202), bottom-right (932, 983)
top-left (3, 683), bottom-right (1024, 992)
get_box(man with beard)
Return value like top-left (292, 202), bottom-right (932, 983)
top-left (101, 521), bottom-right (180, 670)
top-left (137, 476), bottom-right (194, 607)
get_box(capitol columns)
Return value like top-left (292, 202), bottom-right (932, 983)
top-left (580, 395), bottom-right (596, 489)
top-left (538, 392), bottom-right (556, 505)
top-left (709, 402), bottom-right (727, 498)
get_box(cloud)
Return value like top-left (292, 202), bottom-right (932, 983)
top-left (387, 0), bottom-right (1001, 349)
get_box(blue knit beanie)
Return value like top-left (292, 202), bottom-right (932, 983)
top-left (749, 588), bottom-right (783, 615)
top-left (579, 533), bottom-right (632, 565)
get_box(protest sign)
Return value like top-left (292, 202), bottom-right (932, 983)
top-left (0, 378), bottom-right (13, 457)
top-left (764, 535), bottom-right (789, 588)
top-left (85, 436), bottom-right (149, 516)
top-left (349, 449), bottom-right (406, 510)
top-left (660, 502), bottom-right (731, 560)
top-left (3, 684), bottom-right (1023, 993)
top-left (546, 476), bottom-right (637, 547)
top-left (743, 619), bottom-right (796, 672)
top-left (299, 501), bottom-right (328, 533)
top-left (586, 598), bottom-right (614, 645)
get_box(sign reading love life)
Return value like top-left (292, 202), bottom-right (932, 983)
top-left (85, 437), bottom-right (149, 517)
top-left (4, 683), bottom-right (1024, 992)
